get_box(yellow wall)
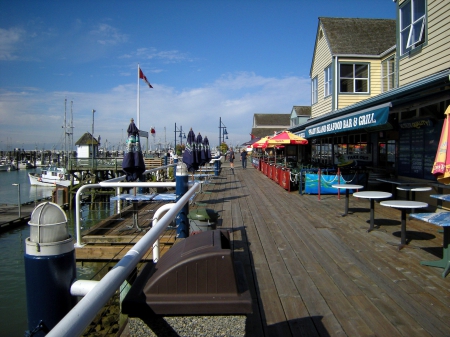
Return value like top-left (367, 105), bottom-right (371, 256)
top-left (310, 26), bottom-right (333, 118)
top-left (398, 0), bottom-right (450, 86)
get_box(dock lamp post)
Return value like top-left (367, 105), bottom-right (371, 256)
top-left (219, 117), bottom-right (228, 152)
top-left (174, 123), bottom-right (186, 155)
top-left (92, 109), bottom-right (96, 170)
top-left (12, 183), bottom-right (21, 218)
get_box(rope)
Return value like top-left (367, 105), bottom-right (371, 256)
top-left (289, 171), bottom-right (299, 183)
top-left (320, 174), bottom-right (338, 184)
top-left (340, 171), bottom-right (357, 183)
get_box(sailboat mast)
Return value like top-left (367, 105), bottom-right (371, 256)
top-left (70, 100), bottom-right (74, 165)
top-left (64, 98), bottom-right (67, 167)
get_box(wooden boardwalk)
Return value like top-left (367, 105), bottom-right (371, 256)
top-left (191, 162), bottom-right (450, 337)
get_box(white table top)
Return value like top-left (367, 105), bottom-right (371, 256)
top-left (396, 186), bottom-right (432, 192)
top-left (353, 191), bottom-right (392, 199)
top-left (332, 184), bottom-right (364, 190)
top-left (380, 200), bottom-right (428, 209)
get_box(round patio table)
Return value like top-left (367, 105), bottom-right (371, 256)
top-left (332, 184), bottom-right (364, 216)
top-left (353, 191), bottom-right (392, 232)
top-left (396, 186), bottom-right (432, 212)
top-left (380, 200), bottom-right (428, 250)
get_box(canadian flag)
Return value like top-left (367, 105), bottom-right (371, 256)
top-left (139, 68), bottom-right (153, 88)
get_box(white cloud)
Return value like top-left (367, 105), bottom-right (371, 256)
top-left (89, 23), bottom-right (128, 46)
top-left (122, 47), bottom-right (192, 64)
top-left (0, 27), bottom-right (25, 60)
top-left (0, 73), bottom-right (311, 150)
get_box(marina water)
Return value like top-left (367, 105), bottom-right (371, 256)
top-left (0, 169), bottom-right (114, 336)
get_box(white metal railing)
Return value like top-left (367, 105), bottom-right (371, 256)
top-left (47, 182), bottom-right (200, 337)
top-left (74, 165), bottom-right (177, 247)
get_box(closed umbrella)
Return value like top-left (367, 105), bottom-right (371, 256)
top-left (432, 106), bottom-right (450, 184)
top-left (203, 136), bottom-right (212, 163)
top-left (196, 132), bottom-right (205, 167)
top-left (182, 128), bottom-right (198, 173)
top-left (122, 118), bottom-right (146, 181)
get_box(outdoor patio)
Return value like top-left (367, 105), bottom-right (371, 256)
top-left (190, 161), bottom-right (450, 337)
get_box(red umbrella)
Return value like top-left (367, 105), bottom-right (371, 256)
top-left (432, 106), bottom-right (450, 184)
top-left (251, 137), bottom-right (270, 149)
top-left (264, 131), bottom-right (308, 148)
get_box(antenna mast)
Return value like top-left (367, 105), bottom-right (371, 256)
top-left (64, 99), bottom-right (67, 167)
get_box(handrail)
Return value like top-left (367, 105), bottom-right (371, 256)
top-left (47, 182), bottom-right (200, 337)
top-left (75, 181), bottom-right (177, 247)
top-left (98, 164), bottom-right (177, 183)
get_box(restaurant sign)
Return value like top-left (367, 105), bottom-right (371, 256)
top-left (305, 103), bottom-right (391, 138)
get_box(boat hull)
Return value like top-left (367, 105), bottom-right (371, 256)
top-left (28, 172), bottom-right (72, 187)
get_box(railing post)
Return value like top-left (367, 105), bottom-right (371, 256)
top-left (337, 168), bottom-right (341, 200)
top-left (318, 168), bottom-right (321, 201)
top-left (175, 162), bottom-right (189, 238)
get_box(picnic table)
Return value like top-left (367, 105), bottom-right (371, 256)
top-left (409, 211), bottom-right (450, 278)
top-left (111, 193), bottom-right (177, 231)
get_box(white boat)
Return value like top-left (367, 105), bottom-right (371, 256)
top-left (28, 166), bottom-right (77, 187)
top-left (0, 162), bottom-right (9, 171)
top-left (18, 160), bottom-right (35, 169)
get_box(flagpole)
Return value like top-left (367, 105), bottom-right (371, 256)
top-left (137, 63), bottom-right (140, 129)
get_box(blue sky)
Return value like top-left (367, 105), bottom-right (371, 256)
top-left (0, 0), bottom-right (396, 151)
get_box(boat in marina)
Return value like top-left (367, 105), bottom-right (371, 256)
top-left (0, 162), bottom-right (10, 171)
top-left (17, 160), bottom-right (36, 169)
top-left (0, 159), bottom-right (16, 171)
top-left (28, 165), bottom-right (77, 187)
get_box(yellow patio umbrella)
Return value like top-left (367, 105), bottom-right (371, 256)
top-left (432, 105), bottom-right (450, 184)
top-left (264, 131), bottom-right (308, 147)
top-left (251, 136), bottom-right (270, 149)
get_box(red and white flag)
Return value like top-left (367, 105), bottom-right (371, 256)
top-left (139, 68), bottom-right (153, 88)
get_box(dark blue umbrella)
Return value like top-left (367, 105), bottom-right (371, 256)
top-left (122, 118), bottom-right (146, 181)
top-left (182, 128), bottom-right (198, 173)
top-left (203, 136), bottom-right (211, 164)
top-left (196, 132), bottom-right (206, 167)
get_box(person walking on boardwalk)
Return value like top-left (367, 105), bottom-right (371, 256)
top-left (240, 148), bottom-right (248, 169)
top-left (229, 147), bottom-right (235, 174)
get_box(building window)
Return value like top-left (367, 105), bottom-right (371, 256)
top-left (324, 65), bottom-right (332, 97)
top-left (381, 56), bottom-right (396, 92)
top-left (339, 63), bottom-right (369, 93)
top-left (311, 76), bottom-right (318, 105)
top-left (400, 0), bottom-right (426, 56)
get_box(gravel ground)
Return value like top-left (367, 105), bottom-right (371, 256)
top-left (126, 315), bottom-right (247, 337)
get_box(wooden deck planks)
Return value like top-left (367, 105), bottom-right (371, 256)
top-left (78, 163), bottom-right (450, 336)
top-left (212, 163), bottom-right (450, 337)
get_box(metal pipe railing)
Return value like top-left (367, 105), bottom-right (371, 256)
top-left (104, 164), bottom-right (177, 183)
top-left (47, 182), bottom-right (200, 337)
top-left (75, 181), bottom-right (177, 247)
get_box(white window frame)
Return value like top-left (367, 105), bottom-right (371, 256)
top-left (339, 63), bottom-right (369, 94)
top-left (400, 0), bottom-right (426, 56)
top-left (381, 56), bottom-right (396, 92)
top-left (311, 76), bottom-right (318, 105)
top-left (324, 65), bottom-right (332, 97)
